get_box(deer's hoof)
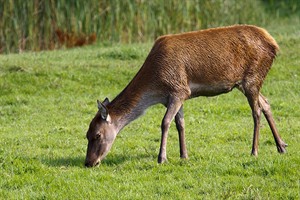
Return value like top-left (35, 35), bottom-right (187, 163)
top-left (180, 154), bottom-right (188, 159)
top-left (251, 150), bottom-right (258, 157)
top-left (277, 143), bottom-right (288, 154)
top-left (158, 156), bottom-right (167, 164)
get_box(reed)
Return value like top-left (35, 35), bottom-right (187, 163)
top-left (0, 0), bottom-right (299, 53)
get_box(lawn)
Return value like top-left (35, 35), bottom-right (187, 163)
top-left (0, 21), bottom-right (299, 199)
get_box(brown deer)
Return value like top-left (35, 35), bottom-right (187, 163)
top-left (85, 25), bottom-right (287, 167)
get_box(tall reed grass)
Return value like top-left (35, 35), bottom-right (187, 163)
top-left (0, 0), bottom-right (299, 53)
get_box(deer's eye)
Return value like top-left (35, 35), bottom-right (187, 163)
top-left (95, 134), bottom-right (101, 140)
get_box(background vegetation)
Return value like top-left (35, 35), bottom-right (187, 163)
top-left (0, 0), bottom-right (300, 53)
top-left (0, 0), bottom-right (299, 199)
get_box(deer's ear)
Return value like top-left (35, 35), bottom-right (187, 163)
top-left (97, 100), bottom-right (107, 118)
top-left (97, 100), bottom-right (111, 122)
top-left (102, 97), bottom-right (110, 106)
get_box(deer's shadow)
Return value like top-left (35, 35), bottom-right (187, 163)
top-left (42, 153), bottom-right (152, 168)
top-left (41, 156), bottom-right (85, 168)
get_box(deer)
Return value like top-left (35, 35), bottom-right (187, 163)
top-left (85, 25), bottom-right (287, 167)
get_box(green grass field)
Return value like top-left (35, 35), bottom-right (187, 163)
top-left (0, 21), bottom-right (299, 199)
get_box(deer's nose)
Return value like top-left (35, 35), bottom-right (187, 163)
top-left (85, 161), bottom-right (99, 167)
top-left (85, 162), bottom-right (92, 167)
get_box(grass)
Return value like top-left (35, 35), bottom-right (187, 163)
top-left (0, 21), bottom-right (300, 199)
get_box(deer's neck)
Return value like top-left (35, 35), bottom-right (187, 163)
top-left (107, 77), bottom-right (160, 132)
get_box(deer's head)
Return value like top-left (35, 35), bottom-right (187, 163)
top-left (85, 98), bottom-right (117, 167)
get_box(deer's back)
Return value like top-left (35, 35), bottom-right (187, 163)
top-left (140, 25), bottom-right (279, 98)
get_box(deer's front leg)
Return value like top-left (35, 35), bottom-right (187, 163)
top-left (175, 106), bottom-right (188, 159)
top-left (158, 96), bottom-right (183, 163)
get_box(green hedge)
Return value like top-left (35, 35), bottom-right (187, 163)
top-left (0, 0), bottom-right (299, 53)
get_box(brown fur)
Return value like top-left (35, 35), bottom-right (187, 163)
top-left (108, 25), bottom-right (278, 117)
top-left (85, 25), bottom-right (286, 167)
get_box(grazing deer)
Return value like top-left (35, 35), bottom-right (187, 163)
top-left (85, 25), bottom-right (287, 167)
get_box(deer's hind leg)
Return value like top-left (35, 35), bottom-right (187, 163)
top-left (258, 93), bottom-right (287, 153)
top-left (246, 91), bottom-right (262, 156)
top-left (237, 81), bottom-right (262, 156)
